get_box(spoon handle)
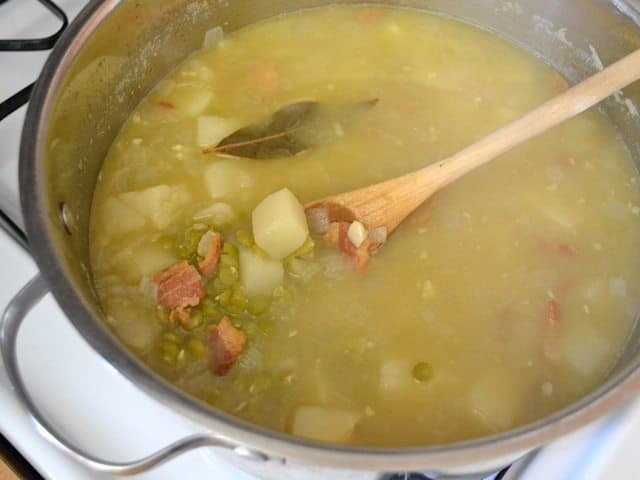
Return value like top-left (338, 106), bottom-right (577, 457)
top-left (421, 48), bottom-right (640, 192)
top-left (307, 49), bottom-right (640, 234)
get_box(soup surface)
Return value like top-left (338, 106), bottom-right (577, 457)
top-left (90, 6), bottom-right (640, 446)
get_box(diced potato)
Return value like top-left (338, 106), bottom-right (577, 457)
top-left (197, 115), bottom-right (238, 147)
top-left (523, 192), bottom-right (584, 229)
top-left (467, 372), bottom-right (525, 431)
top-left (203, 26), bottom-right (224, 49)
top-left (130, 244), bottom-right (177, 277)
top-left (291, 406), bottom-right (361, 443)
top-left (252, 188), bottom-right (309, 260)
top-left (238, 247), bottom-right (284, 297)
top-left (378, 358), bottom-right (413, 393)
top-left (106, 302), bottom-right (159, 352)
top-left (119, 184), bottom-right (191, 230)
top-left (98, 196), bottom-right (146, 237)
top-left (192, 202), bottom-right (236, 227)
top-left (165, 85), bottom-right (213, 117)
top-left (204, 160), bottom-right (255, 200)
top-left (557, 325), bottom-right (613, 377)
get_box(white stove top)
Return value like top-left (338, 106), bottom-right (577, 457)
top-left (1, 1), bottom-right (639, 479)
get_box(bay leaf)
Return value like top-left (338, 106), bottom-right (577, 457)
top-left (204, 98), bottom-right (378, 159)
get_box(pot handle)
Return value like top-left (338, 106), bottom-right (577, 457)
top-left (0, 274), bottom-right (269, 475)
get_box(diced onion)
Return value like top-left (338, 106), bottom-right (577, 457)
top-left (368, 226), bottom-right (388, 245)
top-left (203, 26), bottom-right (224, 49)
top-left (306, 207), bottom-right (330, 234)
top-left (609, 277), bottom-right (627, 297)
top-left (347, 221), bottom-right (368, 247)
top-left (197, 230), bottom-right (215, 257)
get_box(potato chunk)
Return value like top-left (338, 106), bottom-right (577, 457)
top-left (204, 160), bottom-right (254, 200)
top-left (197, 115), bottom-right (237, 147)
top-left (291, 406), bottom-right (361, 443)
top-left (165, 85), bottom-right (213, 117)
top-left (192, 202), bottom-right (236, 227)
top-left (98, 196), bottom-right (146, 237)
top-left (130, 244), bottom-right (177, 278)
top-left (119, 184), bottom-right (190, 230)
top-left (238, 247), bottom-right (284, 297)
top-left (467, 372), bottom-right (525, 431)
top-left (251, 188), bottom-right (309, 259)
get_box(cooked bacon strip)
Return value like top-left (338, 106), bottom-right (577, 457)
top-left (210, 316), bottom-right (247, 376)
top-left (155, 261), bottom-right (205, 326)
top-left (543, 299), bottom-right (560, 364)
top-left (198, 231), bottom-right (224, 278)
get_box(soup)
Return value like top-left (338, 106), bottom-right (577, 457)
top-left (90, 5), bottom-right (640, 446)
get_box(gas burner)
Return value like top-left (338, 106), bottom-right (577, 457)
top-left (0, 0), bottom-right (68, 122)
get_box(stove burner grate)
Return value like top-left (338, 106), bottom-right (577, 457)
top-left (0, 0), bottom-right (68, 122)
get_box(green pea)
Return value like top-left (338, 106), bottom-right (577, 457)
top-left (187, 338), bottom-right (206, 359)
top-left (230, 285), bottom-right (248, 311)
top-left (220, 253), bottom-right (239, 268)
top-left (160, 342), bottom-right (180, 364)
top-left (412, 361), bottom-right (434, 383)
top-left (288, 236), bottom-right (315, 259)
top-left (222, 242), bottom-right (239, 258)
top-left (258, 318), bottom-right (275, 336)
top-left (285, 258), bottom-right (322, 282)
top-left (236, 229), bottom-right (254, 247)
top-left (201, 298), bottom-right (223, 322)
top-left (156, 307), bottom-right (169, 325)
top-left (215, 289), bottom-right (232, 307)
top-left (272, 285), bottom-right (291, 300)
top-left (182, 310), bottom-right (203, 330)
top-left (241, 320), bottom-right (260, 340)
top-left (219, 264), bottom-right (239, 286)
top-left (176, 223), bottom-right (211, 260)
top-left (161, 332), bottom-right (180, 343)
top-left (207, 278), bottom-right (227, 296)
top-left (248, 295), bottom-right (271, 316)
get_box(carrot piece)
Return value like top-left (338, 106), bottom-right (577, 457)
top-left (357, 9), bottom-right (383, 23)
top-left (543, 300), bottom-right (560, 364)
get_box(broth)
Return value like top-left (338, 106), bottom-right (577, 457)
top-left (90, 5), bottom-right (640, 446)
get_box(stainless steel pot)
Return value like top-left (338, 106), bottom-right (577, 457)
top-left (4, 0), bottom-right (640, 478)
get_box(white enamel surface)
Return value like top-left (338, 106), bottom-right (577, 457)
top-left (2, 1), bottom-right (640, 479)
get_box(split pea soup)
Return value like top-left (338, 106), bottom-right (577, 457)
top-left (89, 5), bottom-right (640, 446)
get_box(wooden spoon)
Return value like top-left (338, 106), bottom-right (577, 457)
top-left (306, 49), bottom-right (640, 236)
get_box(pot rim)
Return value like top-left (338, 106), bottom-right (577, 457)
top-left (19, 0), bottom-right (640, 471)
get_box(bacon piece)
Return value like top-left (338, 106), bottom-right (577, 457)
top-left (338, 225), bottom-right (358, 256)
top-left (197, 231), bottom-right (224, 278)
top-left (352, 240), bottom-right (372, 274)
top-left (543, 300), bottom-right (560, 364)
top-left (324, 222), bottom-right (348, 247)
top-left (210, 316), bottom-right (247, 376)
top-left (158, 101), bottom-right (175, 109)
top-left (155, 261), bottom-right (205, 326)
